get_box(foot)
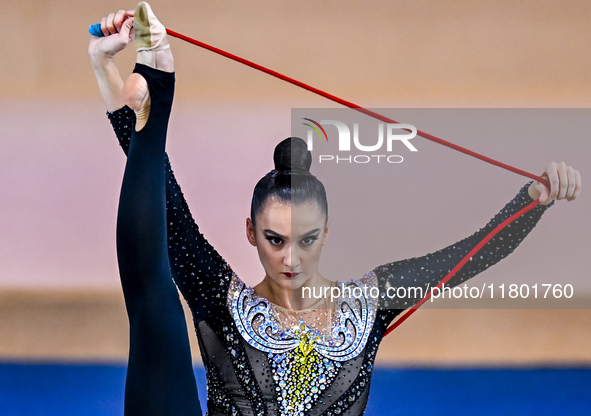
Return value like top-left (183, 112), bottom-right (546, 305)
top-left (123, 2), bottom-right (174, 131)
top-left (134, 2), bottom-right (174, 72)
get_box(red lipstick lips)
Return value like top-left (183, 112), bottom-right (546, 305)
top-left (283, 272), bottom-right (300, 278)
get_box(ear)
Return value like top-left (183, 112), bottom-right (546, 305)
top-left (322, 221), bottom-right (329, 246)
top-left (246, 218), bottom-right (257, 246)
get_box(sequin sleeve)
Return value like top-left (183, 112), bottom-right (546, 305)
top-left (373, 181), bottom-right (554, 315)
top-left (107, 106), bottom-right (234, 322)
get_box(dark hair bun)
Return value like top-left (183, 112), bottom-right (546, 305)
top-left (273, 137), bottom-right (312, 173)
top-left (251, 136), bottom-right (327, 226)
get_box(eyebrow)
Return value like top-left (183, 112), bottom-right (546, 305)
top-left (263, 229), bottom-right (285, 239)
top-left (263, 228), bottom-right (321, 239)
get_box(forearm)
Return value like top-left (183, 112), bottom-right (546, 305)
top-left (91, 56), bottom-right (126, 112)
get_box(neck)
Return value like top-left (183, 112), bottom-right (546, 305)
top-left (255, 272), bottom-right (332, 310)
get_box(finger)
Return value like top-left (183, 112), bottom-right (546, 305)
top-left (557, 161), bottom-right (568, 200)
top-left (536, 182), bottom-right (549, 204)
top-left (570, 170), bottom-right (582, 201)
top-left (565, 166), bottom-right (576, 200)
top-left (100, 17), bottom-right (109, 37)
top-left (114, 9), bottom-right (127, 32)
top-left (537, 172), bottom-right (550, 204)
top-left (539, 180), bottom-right (550, 204)
top-left (119, 17), bottom-right (134, 41)
top-left (126, 10), bottom-right (135, 17)
top-left (106, 12), bottom-right (117, 35)
top-left (545, 162), bottom-right (559, 201)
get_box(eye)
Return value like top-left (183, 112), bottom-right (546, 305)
top-left (300, 236), bottom-right (318, 246)
top-left (266, 236), bottom-right (283, 246)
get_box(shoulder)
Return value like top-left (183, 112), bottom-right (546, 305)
top-left (331, 272), bottom-right (380, 313)
top-left (226, 273), bottom-right (251, 311)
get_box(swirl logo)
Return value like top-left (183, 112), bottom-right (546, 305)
top-left (302, 118), bottom-right (329, 142)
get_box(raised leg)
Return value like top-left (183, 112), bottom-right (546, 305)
top-left (115, 3), bottom-right (201, 415)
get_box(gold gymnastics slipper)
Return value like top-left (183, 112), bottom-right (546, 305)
top-left (133, 2), bottom-right (169, 52)
top-left (133, 2), bottom-right (173, 72)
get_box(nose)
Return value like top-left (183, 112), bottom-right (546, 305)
top-left (283, 242), bottom-right (300, 270)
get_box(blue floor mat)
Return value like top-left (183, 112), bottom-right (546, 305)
top-left (1, 362), bottom-right (589, 415)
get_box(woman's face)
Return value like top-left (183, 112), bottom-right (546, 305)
top-left (246, 198), bottom-right (328, 291)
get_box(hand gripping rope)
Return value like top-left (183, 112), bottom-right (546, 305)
top-left (89, 23), bottom-right (551, 337)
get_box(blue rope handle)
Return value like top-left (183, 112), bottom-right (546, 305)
top-left (89, 23), bottom-right (105, 37)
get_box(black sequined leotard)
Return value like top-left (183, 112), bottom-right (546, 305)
top-left (108, 106), bottom-right (553, 416)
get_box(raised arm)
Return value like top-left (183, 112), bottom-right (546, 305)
top-left (90, 12), bottom-right (234, 321)
top-left (88, 10), bottom-right (134, 112)
top-left (374, 182), bottom-right (551, 309)
top-left (373, 159), bottom-right (580, 325)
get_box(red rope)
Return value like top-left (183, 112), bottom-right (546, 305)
top-left (165, 28), bottom-right (551, 336)
top-left (166, 29), bottom-right (550, 188)
top-left (383, 198), bottom-right (541, 336)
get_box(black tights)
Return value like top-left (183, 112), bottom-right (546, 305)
top-left (115, 64), bottom-right (202, 416)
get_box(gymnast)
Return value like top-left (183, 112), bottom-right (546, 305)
top-left (88, 3), bottom-right (582, 415)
